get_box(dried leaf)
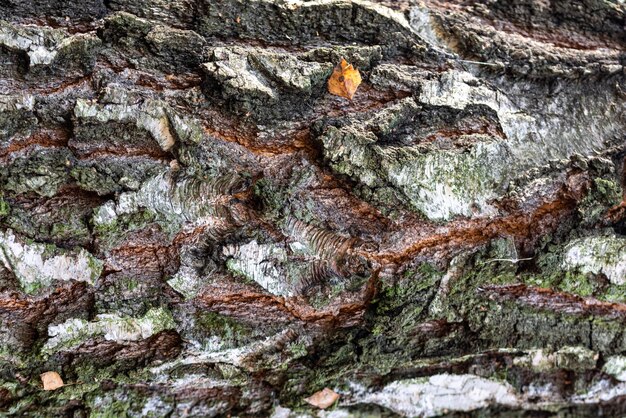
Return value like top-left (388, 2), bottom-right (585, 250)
top-left (40, 371), bottom-right (64, 391)
top-left (328, 58), bottom-right (362, 100)
top-left (304, 387), bottom-right (340, 409)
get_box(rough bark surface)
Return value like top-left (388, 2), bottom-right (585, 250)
top-left (1, 0), bottom-right (626, 416)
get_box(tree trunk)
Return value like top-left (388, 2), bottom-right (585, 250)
top-left (1, 0), bottom-right (626, 416)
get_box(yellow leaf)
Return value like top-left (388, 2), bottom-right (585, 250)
top-left (327, 59), bottom-right (362, 100)
top-left (40, 371), bottom-right (64, 391)
top-left (304, 387), bottom-right (340, 409)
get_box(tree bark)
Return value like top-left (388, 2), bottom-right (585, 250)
top-left (1, 0), bottom-right (626, 416)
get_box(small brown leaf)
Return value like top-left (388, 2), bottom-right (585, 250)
top-left (40, 371), bottom-right (64, 391)
top-left (328, 58), bottom-right (362, 100)
top-left (304, 387), bottom-right (340, 409)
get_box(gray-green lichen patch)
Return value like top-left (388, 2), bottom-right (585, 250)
top-left (92, 208), bottom-right (159, 252)
top-left (427, 2), bottom-right (626, 80)
top-left (166, 275), bottom-right (203, 300)
top-left (74, 98), bottom-right (176, 152)
top-left (1, 147), bottom-right (74, 197)
top-left (71, 156), bottom-right (168, 195)
top-left (251, 160), bottom-right (321, 224)
top-left (555, 346), bottom-right (599, 371)
top-left (96, 273), bottom-right (171, 317)
top-left (2, 194), bottom-right (94, 247)
top-left (1, 1), bottom-right (626, 415)
top-left (102, 11), bottom-right (208, 72)
top-left (189, 311), bottom-right (257, 352)
top-left (0, 94), bottom-right (34, 111)
top-left (578, 176), bottom-right (623, 227)
top-left (167, 111), bottom-right (206, 145)
top-left (167, 243), bottom-right (219, 300)
top-left (369, 63), bottom-right (429, 92)
top-left (354, 242), bottom-right (626, 362)
top-left (0, 229), bottom-right (103, 294)
top-left (202, 47), bottom-right (333, 119)
top-left (203, 48), bottom-right (275, 103)
top-left (175, 129), bottom-right (258, 180)
top-left (85, 373), bottom-right (264, 418)
top-left (321, 68), bottom-right (626, 221)
top-left (428, 253), bottom-right (470, 319)
top-left (359, 374), bottom-right (519, 417)
top-left (382, 138), bottom-right (510, 220)
top-left (166, 258), bottom-right (208, 300)
top-left (320, 97), bottom-right (512, 220)
top-left (0, 20), bottom-right (59, 66)
top-left (468, 229), bottom-right (626, 303)
top-left (562, 235), bottom-right (626, 285)
top-left (0, 20), bottom-right (100, 73)
top-left (603, 356), bottom-right (626, 381)
top-left (0, 94), bottom-right (37, 139)
top-left (42, 307), bottom-right (175, 355)
top-left (87, 388), bottom-right (171, 418)
top-left (0, 196), bottom-right (9, 218)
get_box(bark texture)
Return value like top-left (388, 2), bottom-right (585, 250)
top-left (1, 0), bottom-right (626, 416)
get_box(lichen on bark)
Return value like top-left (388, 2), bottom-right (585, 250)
top-left (1, 0), bottom-right (626, 416)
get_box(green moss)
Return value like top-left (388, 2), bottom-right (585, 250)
top-left (600, 284), bottom-right (626, 303)
top-left (371, 323), bottom-right (385, 337)
top-left (143, 306), bottom-right (176, 330)
top-left (287, 342), bottom-right (308, 358)
top-left (253, 178), bottom-right (283, 220)
top-left (363, 266), bottom-right (444, 354)
top-left (253, 165), bottom-right (321, 225)
top-left (74, 362), bottom-right (126, 384)
top-left (71, 166), bottom-right (121, 195)
top-left (594, 178), bottom-right (622, 198)
top-left (376, 263), bottom-right (442, 315)
top-left (578, 177), bottom-right (622, 225)
top-left (55, 382), bottom-right (101, 402)
top-left (3, 201), bottom-right (92, 246)
top-left (519, 239), bottom-right (623, 300)
top-left (224, 258), bottom-right (256, 285)
top-left (49, 222), bottom-right (69, 237)
top-left (308, 282), bottom-right (350, 310)
top-left (93, 219), bottom-right (118, 237)
top-left (3, 148), bottom-right (75, 197)
top-left (291, 235), bottom-right (625, 407)
top-left (22, 281), bottom-right (44, 295)
top-left (87, 254), bottom-right (104, 282)
top-left (196, 312), bottom-right (252, 348)
top-left (122, 277), bottom-right (140, 291)
top-left (0, 197), bottom-right (9, 217)
top-left (556, 272), bottom-right (596, 297)
top-left (94, 209), bottom-right (157, 249)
